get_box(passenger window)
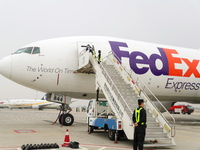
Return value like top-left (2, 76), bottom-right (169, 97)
top-left (14, 48), bottom-right (26, 54)
top-left (23, 47), bottom-right (33, 54)
top-left (32, 47), bottom-right (40, 54)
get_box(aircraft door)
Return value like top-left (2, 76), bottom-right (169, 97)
top-left (77, 42), bottom-right (94, 69)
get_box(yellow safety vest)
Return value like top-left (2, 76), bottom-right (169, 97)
top-left (93, 49), bottom-right (96, 58)
top-left (135, 107), bottom-right (147, 125)
top-left (98, 55), bottom-right (101, 62)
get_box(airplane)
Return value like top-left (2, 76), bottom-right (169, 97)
top-left (0, 36), bottom-right (200, 126)
top-left (0, 94), bottom-right (61, 110)
top-left (0, 94), bottom-right (86, 110)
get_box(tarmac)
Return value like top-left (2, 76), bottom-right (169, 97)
top-left (0, 109), bottom-right (200, 150)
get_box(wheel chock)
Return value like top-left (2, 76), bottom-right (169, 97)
top-left (21, 145), bottom-right (26, 150)
top-left (21, 143), bottom-right (59, 149)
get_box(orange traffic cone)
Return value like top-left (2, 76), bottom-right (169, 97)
top-left (62, 129), bottom-right (70, 147)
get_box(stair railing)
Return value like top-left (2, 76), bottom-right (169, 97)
top-left (91, 53), bottom-right (133, 121)
top-left (106, 51), bottom-right (176, 137)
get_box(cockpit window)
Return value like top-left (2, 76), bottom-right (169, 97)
top-left (32, 47), bottom-right (40, 54)
top-left (14, 48), bottom-right (26, 54)
top-left (23, 47), bottom-right (33, 54)
top-left (14, 47), bottom-right (40, 55)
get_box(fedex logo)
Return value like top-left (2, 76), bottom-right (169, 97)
top-left (109, 41), bottom-right (200, 78)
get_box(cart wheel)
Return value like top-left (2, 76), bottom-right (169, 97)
top-left (182, 110), bottom-right (186, 114)
top-left (88, 126), bottom-right (94, 133)
top-left (108, 129), bottom-right (120, 141)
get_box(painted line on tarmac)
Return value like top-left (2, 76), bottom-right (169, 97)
top-left (0, 145), bottom-right (131, 150)
top-left (79, 146), bottom-right (88, 150)
top-left (0, 145), bottom-right (154, 150)
top-left (0, 147), bottom-right (20, 149)
top-left (0, 147), bottom-right (59, 150)
top-left (97, 147), bottom-right (106, 150)
top-left (80, 144), bottom-right (132, 149)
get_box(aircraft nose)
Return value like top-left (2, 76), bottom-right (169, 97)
top-left (0, 56), bottom-right (12, 79)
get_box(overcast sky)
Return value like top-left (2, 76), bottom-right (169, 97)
top-left (0, 0), bottom-right (200, 99)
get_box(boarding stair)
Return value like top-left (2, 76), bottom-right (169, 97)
top-left (77, 45), bottom-right (176, 147)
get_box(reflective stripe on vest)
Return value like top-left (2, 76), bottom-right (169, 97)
top-left (93, 50), bottom-right (95, 57)
top-left (141, 122), bottom-right (147, 125)
top-left (135, 107), bottom-right (147, 125)
top-left (98, 56), bottom-right (101, 62)
top-left (135, 107), bottom-right (143, 123)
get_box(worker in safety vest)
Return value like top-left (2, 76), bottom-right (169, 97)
top-left (132, 99), bottom-right (147, 150)
top-left (97, 50), bottom-right (101, 64)
top-left (86, 44), bottom-right (95, 57)
top-left (92, 48), bottom-right (96, 58)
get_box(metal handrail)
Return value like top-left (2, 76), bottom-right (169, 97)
top-left (134, 76), bottom-right (176, 137)
top-left (108, 51), bottom-right (176, 137)
top-left (92, 54), bottom-right (133, 120)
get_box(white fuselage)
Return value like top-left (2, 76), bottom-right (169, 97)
top-left (0, 36), bottom-right (200, 103)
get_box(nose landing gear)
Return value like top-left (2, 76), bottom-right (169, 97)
top-left (46, 93), bottom-right (74, 126)
top-left (52, 104), bottom-right (74, 126)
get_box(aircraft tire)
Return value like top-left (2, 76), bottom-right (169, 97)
top-left (62, 113), bottom-right (74, 126)
top-left (59, 114), bottom-right (64, 125)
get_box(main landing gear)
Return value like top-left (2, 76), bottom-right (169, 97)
top-left (52, 103), bottom-right (74, 126)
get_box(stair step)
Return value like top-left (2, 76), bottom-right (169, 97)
top-left (104, 64), bottom-right (114, 66)
top-left (119, 85), bottom-right (133, 88)
top-left (123, 97), bottom-right (136, 99)
top-left (118, 88), bottom-right (133, 91)
top-left (146, 123), bottom-right (160, 127)
top-left (104, 68), bottom-right (116, 70)
top-left (107, 71), bottom-right (119, 74)
top-left (123, 96), bottom-right (140, 100)
top-left (113, 86), bottom-right (133, 91)
top-left (117, 85), bottom-right (132, 88)
top-left (143, 143), bottom-right (175, 148)
top-left (146, 131), bottom-right (164, 134)
top-left (106, 71), bottom-right (117, 74)
top-left (106, 69), bottom-right (118, 71)
top-left (122, 94), bottom-right (139, 98)
top-left (146, 133), bottom-right (167, 138)
top-left (107, 75), bottom-right (119, 79)
top-left (146, 127), bottom-right (163, 132)
top-left (112, 80), bottom-right (126, 83)
top-left (119, 89), bottom-right (135, 93)
top-left (145, 137), bottom-right (172, 141)
top-left (115, 83), bottom-right (130, 87)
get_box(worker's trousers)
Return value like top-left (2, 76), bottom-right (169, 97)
top-left (133, 126), bottom-right (146, 150)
